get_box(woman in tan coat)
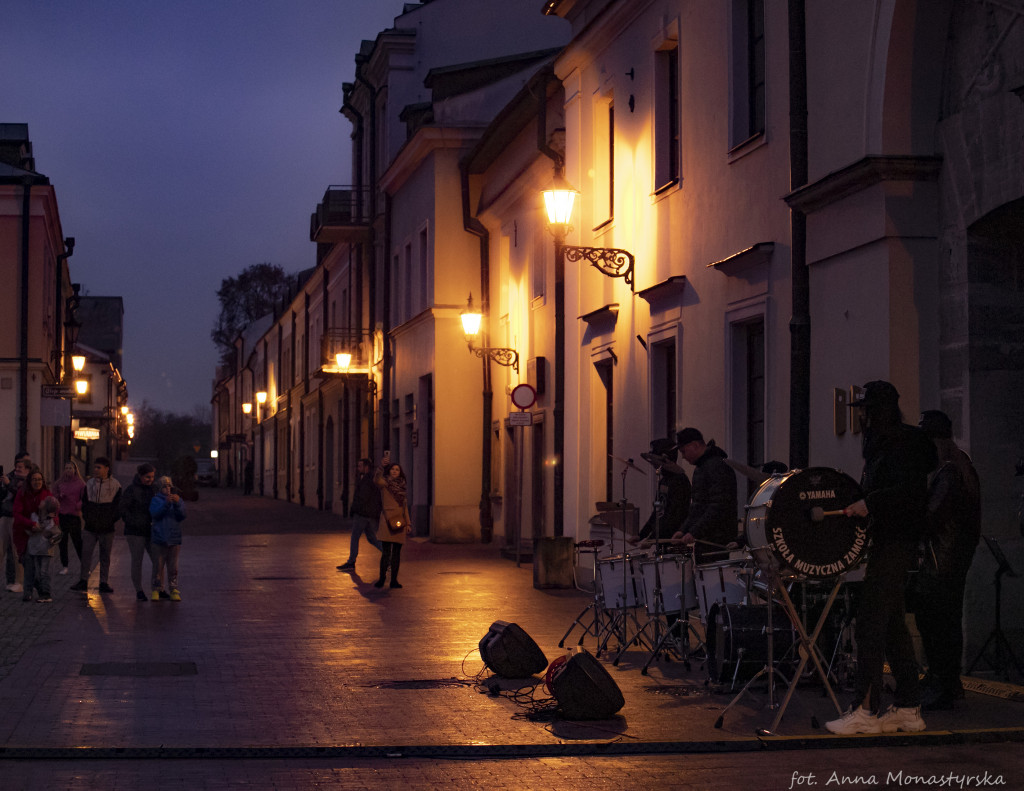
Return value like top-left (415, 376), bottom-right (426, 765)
top-left (374, 460), bottom-right (411, 588)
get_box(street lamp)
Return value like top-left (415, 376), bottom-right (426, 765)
top-left (541, 177), bottom-right (636, 290)
top-left (75, 379), bottom-right (88, 396)
top-left (460, 293), bottom-right (519, 373)
top-left (242, 402), bottom-right (252, 415)
top-left (72, 355), bottom-right (86, 374)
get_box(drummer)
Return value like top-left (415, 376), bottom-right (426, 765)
top-left (631, 438), bottom-right (690, 549)
top-left (671, 427), bottom-right (738, 562)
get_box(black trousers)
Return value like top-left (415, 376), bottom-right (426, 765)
top-left (913, 569), bottom-right (968, 695)
top-left (854, 544), bottom-right (921, 711)
top-left (58, 514), bottom-right (83, 568)
top-left (379, 541), bottom-right (402, 583)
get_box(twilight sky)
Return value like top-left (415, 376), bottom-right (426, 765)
top-left (4, 0), bottom-right (407, 415)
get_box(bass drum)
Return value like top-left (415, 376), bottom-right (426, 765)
top-left (706, 603), bottom-right (795, 684)
top-left (744, 467), bottom-right (868, 579)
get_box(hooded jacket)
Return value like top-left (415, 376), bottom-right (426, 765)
top-left (150, 491), bottom-right (186, 546)
top-left (120, 474), bottom-right (157, 538)
top-left (680, 442), bottom-right (738, 555)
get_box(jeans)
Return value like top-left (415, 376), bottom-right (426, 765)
top-left (914, 569), bottom-right (969, 695)
top-left (1, 516), bottom-right (25, 586)
top-left (59, 514), bottom-right (83, 568)
top-left (854, 544), bottom-right (921, 711)
top-left (346, 515), bottom-right (382, 563)
top-left (154, 544), bottom-right (180, 590)
top-left (126, 534), bottom-right (161, 593)
top-left (80, 530), bottom-right (115, 585)
top-left (23, 554), bottom-right (51, 598)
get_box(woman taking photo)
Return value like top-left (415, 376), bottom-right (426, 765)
top-left (53, 460), bottom-right (85, 576)
top-left (373, 457), bottom-right (411, 589)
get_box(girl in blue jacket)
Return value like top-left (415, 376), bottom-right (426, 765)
top-left (149, 476), bottom-right (186, 601)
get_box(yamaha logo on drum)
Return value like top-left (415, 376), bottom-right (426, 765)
top-left (797, 489), bottom-right (837, 501)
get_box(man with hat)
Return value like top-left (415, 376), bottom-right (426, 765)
top-left (672, 427), bottom-right (738, 561)
top-left (634, 438), bottom-right (691, 545)
top-left (826, 380), bottom-right (937, 734)
top-left (913, 409), bottom-right (981, 710)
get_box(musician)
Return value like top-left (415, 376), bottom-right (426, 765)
top-left (633, 438), bottom-right (690, 546)
top-left (914, 410), bottom-right (980, 711)
top-left (826, 380), bottom-right (937, 735)
top-left (672, 427), bottom-right (738, 561)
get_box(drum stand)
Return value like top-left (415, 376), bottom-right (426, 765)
top-left (559, 546), bottom-right (606, 648)
top-left (613, 496), bottom-right (670, 667)
top-left (597, 460), bottom-right (645, 657)
top-left (714, 565), bottom-right (845, 733)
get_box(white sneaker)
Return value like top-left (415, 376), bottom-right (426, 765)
top-left (825, 706), bottom-right (881, 735)
top-left (7, 583), bottom-right (23, 593)
top-left (59, 567), bottom-right (70, 575)
top-left (878, 705), bottom-right (925, 733)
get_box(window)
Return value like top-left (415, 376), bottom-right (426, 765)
top-left (651, 338), bottom-right (677, 440)
top-left (418, 226), bottom-right (429, 313)
top-left (730, 0), bottom-right (766, 148)
top-left (730, 317), bottom-right (765, 497)
top-left (593, 95), bottom-right (615, 227)
top-left (654, 42), bottom-right (681, 192)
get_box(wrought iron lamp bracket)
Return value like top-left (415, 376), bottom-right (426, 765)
top-left (564, 245), bottom-right (635, 291)
top-left (470, 345), bottom-right (519, 373)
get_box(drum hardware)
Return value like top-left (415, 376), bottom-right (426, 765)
top-left (558, 546), bottom-right (607, 648)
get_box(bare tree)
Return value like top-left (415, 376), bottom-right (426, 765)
top-left (211, 263), bottom-right (294, 362)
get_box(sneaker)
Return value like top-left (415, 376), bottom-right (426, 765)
top-left (151, 590), bottom-right (162, 601)
top-left (825, 706), bottom-right (881, 735)
top-left (137, 591), bottom-right (147, 602)
top-left (159, 590), bottom-right (171, 600)
top-left (878, 705), bottom-right (925, 733)
top-left (338, 563), bottom-right (356, 571)
top-left (8, 583), bottom-right (23, 593)
top-left (98, 583), bottom-right (114, 594)
top-left (169, 589), bottom-right (181, 602)
top-left (59, 567), bottom-right (69, 575)
top-left (70, 580), bottom-right (88, 592)
top-left (37, 597), bottom-right (53, 603)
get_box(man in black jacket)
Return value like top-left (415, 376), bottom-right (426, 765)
top-left (914, 409), bottom-right (981, 710)
top-left (673, 427), bottom-right (738, 561)
top-left (338, 458), bottom-right (383, 572)
top-left (826, 381), bottom-right (937, 735)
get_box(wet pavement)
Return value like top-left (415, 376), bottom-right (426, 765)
top-left (0, 487), bottom-right (1021, 789)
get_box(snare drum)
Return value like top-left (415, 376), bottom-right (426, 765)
top-left (637, 554), bottom-right (697, 615)
top-left (596, 554), bottom-right (642, 609)
top-left (695, 560), bottom-right (750, 623)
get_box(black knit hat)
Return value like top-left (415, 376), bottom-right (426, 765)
top-left (919, 410), bottom-right (953, 439)
top-left (676, 427), bottom-right (704, 447)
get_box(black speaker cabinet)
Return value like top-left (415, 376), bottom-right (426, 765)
top-left (550, 650), bottom-right (624, 720)
top-left (478, 621), bottom-right (547, 678)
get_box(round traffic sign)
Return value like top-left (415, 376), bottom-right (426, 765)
top-left (510, 383), bottom-right (537, 410)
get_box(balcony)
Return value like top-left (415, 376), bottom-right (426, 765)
top-left (309, 186), bottom-right (371, 244)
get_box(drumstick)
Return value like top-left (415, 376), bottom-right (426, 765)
top-left (809, 506), bottom-right (848, 522)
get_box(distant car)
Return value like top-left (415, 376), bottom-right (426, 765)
top-left (195, 459), bottom-right (218, 487)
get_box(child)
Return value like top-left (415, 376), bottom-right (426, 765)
top-left (26, 496), bottom-right (61, 603)
top-left (149, 477), bottom-right (186, 601)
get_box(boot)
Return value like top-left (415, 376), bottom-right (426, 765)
top-left (374, 550), bottom-right (388, 588)
top-left (389, 546), bottom-right (402, 588)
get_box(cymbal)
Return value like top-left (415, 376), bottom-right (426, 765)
top-left (608, 454), bottom-right (646, 474)
top-left (640, 451), bottom-right (668, 465)
top-left (640, 451), bottom-right (686, 476)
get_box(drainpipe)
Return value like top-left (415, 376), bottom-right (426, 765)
top-left (18, 178), bottom-right (32, 453)
top-left (460, 158), bottom-right (494, 543)
top-left (536, 73), bottom-right (566, 537)
top-left (54, 237), bottom-right (75, 380)
top-left (788, 0), bottom-right (810, 469)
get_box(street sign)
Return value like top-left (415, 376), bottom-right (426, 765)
top-left (42, 384), bottom-right (75, 399)
top-left (508, 411), bottom-right (532, 426)
top-left (510, 383), bottom-right (537, 410)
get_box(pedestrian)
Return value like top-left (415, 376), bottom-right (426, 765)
top-left (373, 457), bottom-right (411, 589)
top-left (53, 459), bottom-right (86, 576)
top-left (243, 459), bottom-right (254, 496)
top-left (71, 456), bottom-right (122, 594)
top-left (673, 427), bottom-right (738, 561)
top-left (338, 458), bottom-right (383, 572)
top-left (24, 495), bottom-right (61, 603)
top-left (149, 476), bottom-right (186, 601)
top-left (826, 380), bottom-right (937, 735)
top-left (914, 409), bottom-right (981, 711)
top-left (120, 462), bottom-right (160, 601)
top-left (12, 466), bottom-right (53, 601)
top-left (1, 452), bottom-right (31, 593)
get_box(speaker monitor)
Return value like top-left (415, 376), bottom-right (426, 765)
top-left (478, 621), bottom-right (548, 678)
top-left (550, 650), bottom-right (625, 720)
